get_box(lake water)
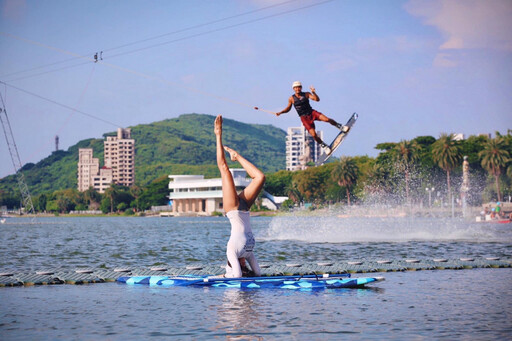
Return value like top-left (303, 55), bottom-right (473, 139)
top-left (1, 216), bottom-right (512, 339)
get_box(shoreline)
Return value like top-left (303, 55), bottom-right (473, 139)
top-left (0, 206), bottom-right (490, 220)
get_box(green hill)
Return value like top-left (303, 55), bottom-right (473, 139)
top-left (0, 113), bottom-right (286, 196)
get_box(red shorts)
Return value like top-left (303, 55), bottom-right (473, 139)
top-left (300, 110), bottom-right (323, 131)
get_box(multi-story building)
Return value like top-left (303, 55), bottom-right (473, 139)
top-left (92, 167), bottom-right (113, 193)
top-left (167, 169), bottom-right (286, 215)
top-left (285, 126), bottom-right (324, 171)
top-left (168, 169), bottom-right (249, 215)
top-left (78, 149), bottom-right (99, 192)
top-left (104, 128), bottom-right (135, 187)
top-left (77, 148), bottom-right (113, 193)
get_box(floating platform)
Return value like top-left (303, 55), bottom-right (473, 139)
top-left (1, 257), bottom-right (510, 287)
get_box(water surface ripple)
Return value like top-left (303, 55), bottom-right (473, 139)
top-left (1, 216), bottom-right (511, 340)
top-left (1, 216), bottom-right (510, 271)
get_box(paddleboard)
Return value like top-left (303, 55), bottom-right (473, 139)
top-left (117, 273), bottom-right (384, 290)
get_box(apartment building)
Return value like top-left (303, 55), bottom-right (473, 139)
top-left (286, 126), bottom-right (324, 171)
top-left (77, 148), bottom-right (113, 193)
top-left (77, 149), bottom-right (99, 192)
top-left (104, 128), bottom-right (135, 187)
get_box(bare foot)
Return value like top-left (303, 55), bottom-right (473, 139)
top-left (214, 115), bottom-right (223, 136)
top-left (223, 146), bottom-right (238, 161)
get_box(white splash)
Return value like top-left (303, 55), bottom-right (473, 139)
top-left (262, 215), bottom-right (510, 243)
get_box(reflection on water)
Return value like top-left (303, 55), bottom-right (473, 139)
top-left (0, 268), bottom-right (511, 339)
top-left (216, 289), bottom-right (264, 340)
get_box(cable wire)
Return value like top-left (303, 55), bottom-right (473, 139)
top-left (2, 0), bottom-right (334, 83)
top-left (0, 0), bottom-right (301, 79)
top-left (0, 81), bottom-right (121, 128)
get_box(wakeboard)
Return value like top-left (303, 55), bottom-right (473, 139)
top-left (117, 273), bottom-right (385, 290)
top-left (317, 112), bottom-right (358, 165)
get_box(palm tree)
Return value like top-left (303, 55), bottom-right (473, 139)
top-left (104, 185), bottom-right (119, 213)
top-left (432, 133), bottom-right (462, 201)
top-left (479, 137), bottom-right (510, 202)
top-left (285, 182), bottom-right (303, 205)
top-left (129, 184), bottom-right (143, 211)
top-left (332, 156), bottom-right (359, 205)
top-left (393, 140), bottom-right (420, 204)
top-left (84, 187), bottom-right (101, 209)
top-left (367, 162), bottom-right (392, 194)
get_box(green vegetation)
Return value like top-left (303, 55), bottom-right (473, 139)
top-left (0, 113), bottom-right (285, 195)
top-left (331, 156), bottom-right (359, 205)
top-left (479, 136), bottom-right (510, 202)
top-left (432, 133), bottom-right (463, 200)
top-left (264, 131), bottom-right (511, 208)
top-left (0, 112), bottom-right (510, 214)
top-left (393, 140), bottom-right (421, 203)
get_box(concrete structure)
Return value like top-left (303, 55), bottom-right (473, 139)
top-left (286, 126), bottom-right (324, 171)
top-left (168, 169), bottom-right (250, 215)
top-left (104, 128), bottom-right (135, 187)
top-left (78, 148), bottom-right (100, 192)
top-left (77, 148), bottom-right (113, 193)
top-left (78, 128), bottom-right (135, 193)
top-left (168, 169), bottom-right (284, 215)
top-left (453, 133), bottom-right (465, 141)
top-left (92, 167), bottom-right (113, 193)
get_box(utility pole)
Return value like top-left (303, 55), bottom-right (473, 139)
top-left (0, 92), bottom-right (35, 218)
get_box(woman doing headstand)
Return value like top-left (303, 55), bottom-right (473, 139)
top-left (215, 115), bottom-right (265, 278)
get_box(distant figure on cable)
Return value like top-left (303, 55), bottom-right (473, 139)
top-left (214, 115), bottom-right (264, 278)
top-left (274, 81), bottom-right (348, 152)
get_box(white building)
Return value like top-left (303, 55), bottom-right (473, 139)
top-left (168, 169), bottom-right (284, 215)
top-left (286, 126), bottom-right (324, 171)
top-left (168, 169), bottom-right (249, 215)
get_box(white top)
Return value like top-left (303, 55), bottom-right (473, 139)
top-left (225, 210), bottom-right (261, 278)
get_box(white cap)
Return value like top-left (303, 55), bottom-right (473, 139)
top-left (292, 81), bottom-right (302, 88)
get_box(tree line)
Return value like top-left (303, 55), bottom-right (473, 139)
top-left (265, 132), bottom-right (512, 208)
top-left (0, 176), bottom-right (170, 215)
top-left (1, 131), bottom-right (510, 214)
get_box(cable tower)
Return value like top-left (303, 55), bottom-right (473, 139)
top-left (55, 135), bottom-right (59, 151)
top-left (0, 92), bottom-right (35, 218)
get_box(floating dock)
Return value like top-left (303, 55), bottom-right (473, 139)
top-left (1, 257), bottom-right (510, 287)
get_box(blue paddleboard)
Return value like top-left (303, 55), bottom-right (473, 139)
top-left (117, 273), bottom-right (384, 290)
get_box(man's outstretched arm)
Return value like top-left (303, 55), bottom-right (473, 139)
top-left (275, 96), bottom-right (293, 116)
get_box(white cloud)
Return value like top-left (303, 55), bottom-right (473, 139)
top-left (405, 0), bottom-right (512, 51)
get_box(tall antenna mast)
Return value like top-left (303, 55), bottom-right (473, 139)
top-left (0, 92), bottom-right (35, 218)
top-left (55, 135), bottom-right (59, 151)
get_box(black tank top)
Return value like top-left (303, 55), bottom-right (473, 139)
top-left (292, 93), bottom-right (313, 117)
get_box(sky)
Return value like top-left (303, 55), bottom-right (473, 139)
top-left (0, 0), bottom-right (511, 178)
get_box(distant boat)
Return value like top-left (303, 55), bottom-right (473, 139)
top-left (493, 219), bottom-right (512, 224)
top-left (476, 217), bottom-right (511, 224)
top-left (0, 218), bottom-right (6, 224)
